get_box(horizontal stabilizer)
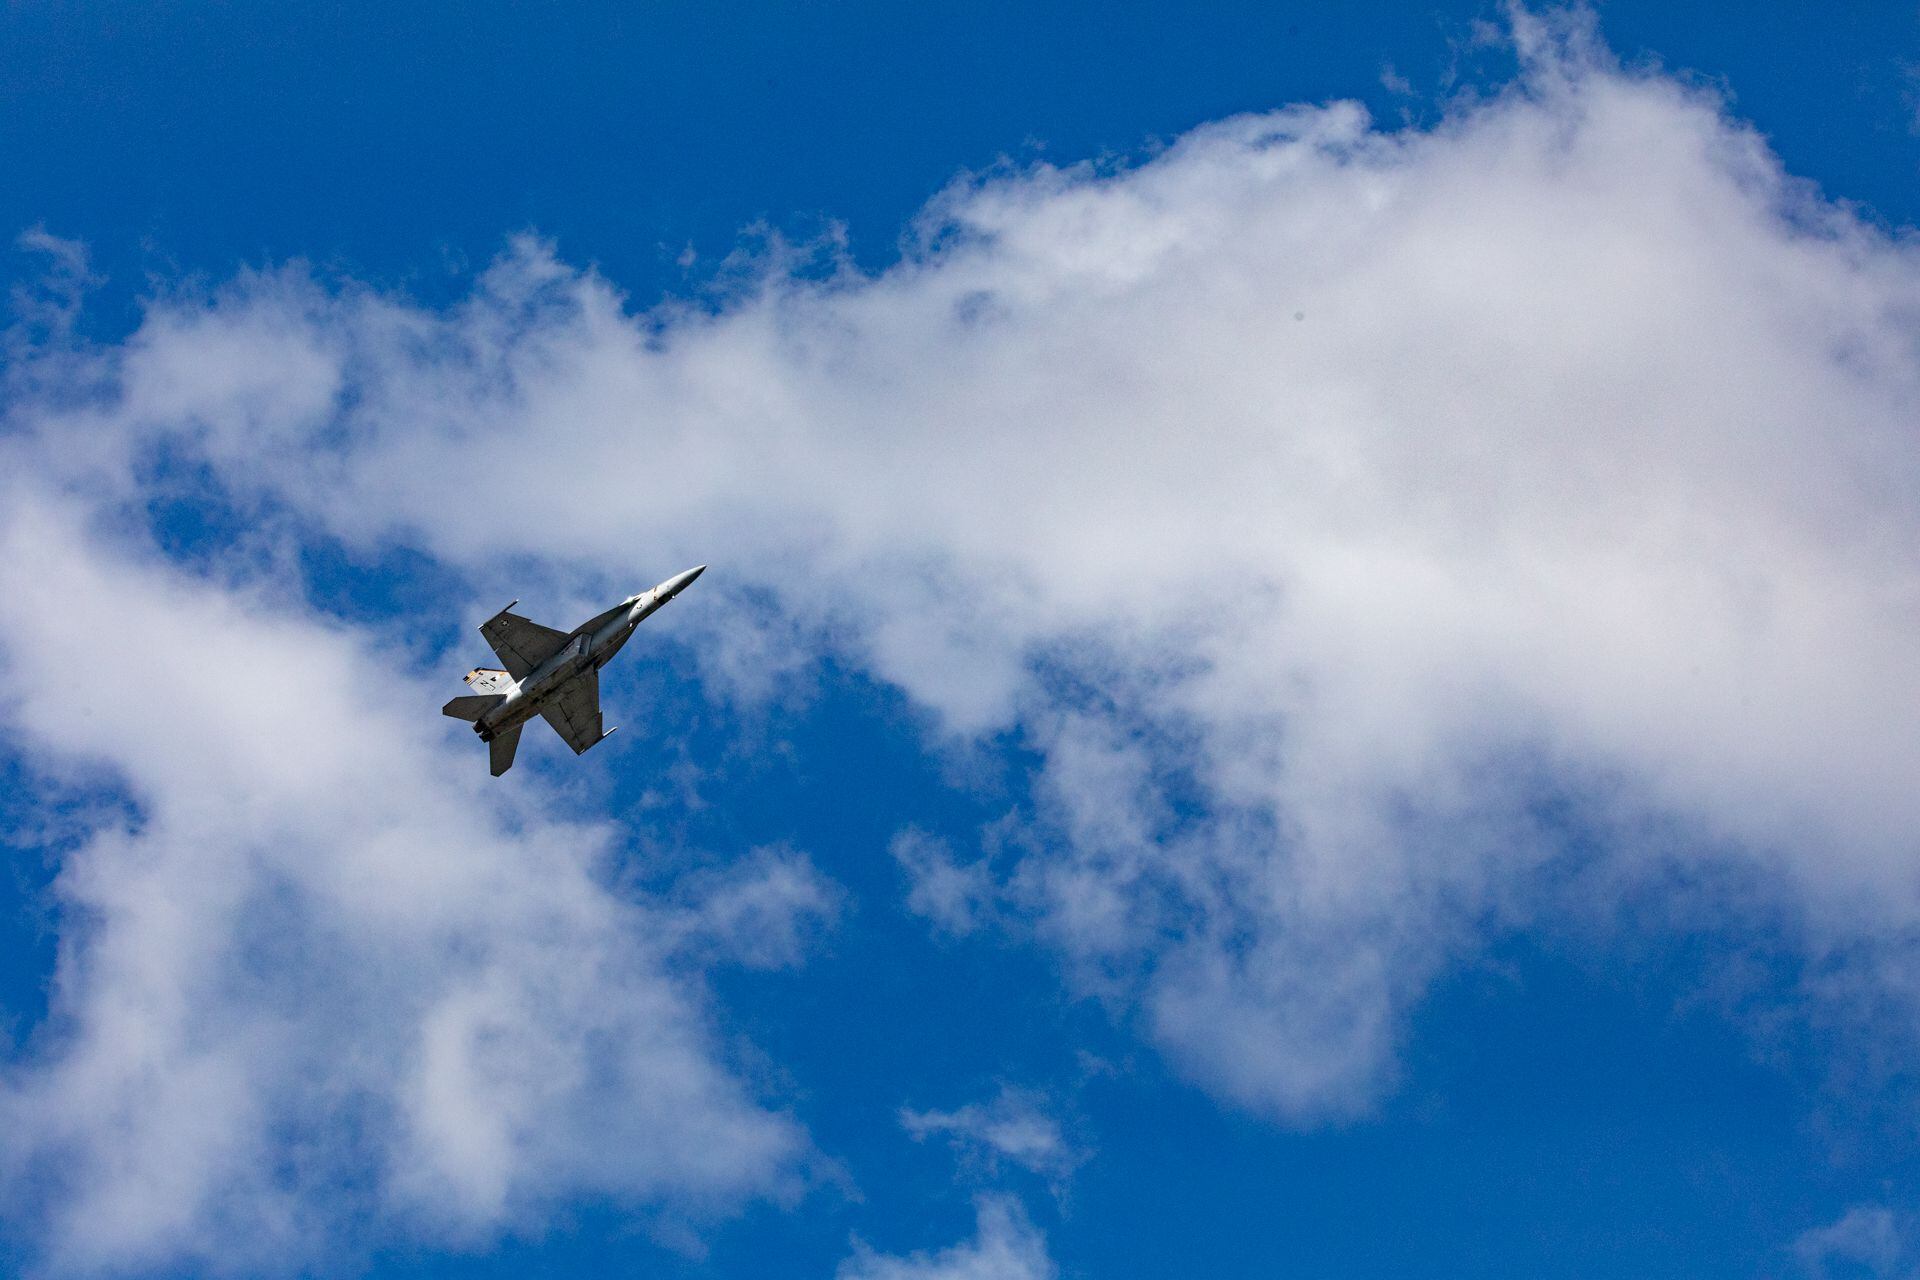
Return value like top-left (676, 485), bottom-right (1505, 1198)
top-left (442, 693), bottom-right (505, 722)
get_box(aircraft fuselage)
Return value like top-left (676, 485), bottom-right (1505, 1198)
top-left (444, 565), bottom-right (706, 774)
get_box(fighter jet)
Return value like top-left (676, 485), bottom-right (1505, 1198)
top-left (442, 566), bottom-right (706, 776)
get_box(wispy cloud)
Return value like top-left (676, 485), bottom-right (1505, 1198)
top-left (838, 1196), bottom-right (1055, 1280)
top-left (7, 12), bottom-right (1920, 1267)
top-left (1795, 1205), bottom-right (1914, 1280)
top-left (892, 830), bottom-right (997, 937)
top-left (0, 491), bottom-right (811, 1271)
top-left (900, 1086), bottom-right (1086, 1187)
top-left (668, 845), bottom-right (844, 969)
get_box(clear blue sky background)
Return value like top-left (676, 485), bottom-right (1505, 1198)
top-left (3, 4), bottom-right (1919, 1278)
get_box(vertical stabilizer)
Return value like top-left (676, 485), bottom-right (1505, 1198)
top-left (465, 668), bottom-right (514, 694)
top-left (489, 723), bottom-right (523, 777)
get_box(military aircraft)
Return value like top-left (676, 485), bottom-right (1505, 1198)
top-left (443, 566), bottom-right (706, 775)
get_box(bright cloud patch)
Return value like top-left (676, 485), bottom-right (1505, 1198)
top-left (0, 492), bottom-right (812, 1271)
top-left (839, 1197), bottom-right (1055, 1280)
top-left (901, 1087), bottom-right (1083, 1186)
top-left (1794, 1204), bottom-right (1914, 1279)
top-left (4, 12), bottom-right (1920, 1265)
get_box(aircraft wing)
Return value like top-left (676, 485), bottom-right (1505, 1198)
top-left (539, 668), bottom-right (606, 755)
top-left (480, 605), bottom-right (571, 680)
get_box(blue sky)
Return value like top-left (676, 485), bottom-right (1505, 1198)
top-left (3, 4), bottom-right (1920, 1279)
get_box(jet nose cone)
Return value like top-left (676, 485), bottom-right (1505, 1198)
top-left (660, 564), bottom-right (707, 598)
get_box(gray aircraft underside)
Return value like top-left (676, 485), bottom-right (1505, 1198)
top-left (442, 566), bottom-right (705, 775)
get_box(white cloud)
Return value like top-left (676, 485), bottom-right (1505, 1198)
top-left (900, 1087), bottom-right (1084, 1186)
top-left (892, 830), bottom-right (996, 936)
top-left (0, 487), bottom-right (811, 1271)
top-left (667, 845), bottom-right (844, 969)
top-left (1795, 1205), bottom-right (1913, 1279)
top-left (9, 6), bottom-right (1920, 1133)
top-left (838, 1196), bottom-right (1055, 1280)
top-left (10, 228), bottom-right (98, 342)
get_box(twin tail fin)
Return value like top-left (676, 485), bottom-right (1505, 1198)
top-left (464, 668), bottom-right (514, 694)
top-left (445, 670), bottom-right (523, 776)
top-left (441, 694), bottom-right (506, 722)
